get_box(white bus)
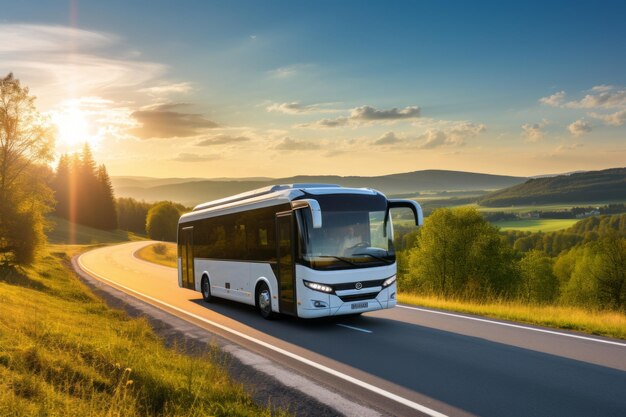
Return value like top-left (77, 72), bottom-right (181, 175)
top-left (177, 184), bottom-right (422, 319)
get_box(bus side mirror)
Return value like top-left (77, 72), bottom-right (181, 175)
top-left (388, 199), bottom-right (424, 226)
top-left (291, 199), bottom-right (323, 228)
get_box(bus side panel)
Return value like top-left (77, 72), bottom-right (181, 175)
top-left (193, 259), bottom-right (279, 309)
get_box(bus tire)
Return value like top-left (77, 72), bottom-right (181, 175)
top-left (201, 275), bottom-right (212, 302)
top-left (256, 282), bottom-right (276, 319)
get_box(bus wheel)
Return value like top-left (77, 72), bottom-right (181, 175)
top-left (257, 283), bottom-right (275, 319)
top-left (201, 275), bottom-right (212, 302)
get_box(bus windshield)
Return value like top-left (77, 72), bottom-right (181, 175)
top-left (297, 195), bottom-right (395, 270)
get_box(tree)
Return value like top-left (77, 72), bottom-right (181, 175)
top-left (117, 197), bottom-right (152, 234)
top-left (51, 144), bottom-right (118, 230)
top-left (595, 234), bottom-right (626, 310)
top-left (0, 73), bottom-right (54, 265)
top-left (405, 207), bottom-right (519, 299)
top-left (96, 164), bottom-right (117, 230)
top-left (146, 201), bottom-right (181, 242)
top-left (519, 250), bottom-right (559, 303)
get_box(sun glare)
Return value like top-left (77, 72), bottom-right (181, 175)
top-left (52, 104), bottom-right (99, 150)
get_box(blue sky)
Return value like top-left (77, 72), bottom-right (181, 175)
top-left (1, 0), bottom-right (625, 177)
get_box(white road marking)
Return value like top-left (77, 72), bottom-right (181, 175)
top-left (223, 345), bottom-right (381, 417)
top-left (77, 254), bottom-right (449, 417)
top-left (337, 323), bottom-right (373, 334)
top-left (398, 304), bottom-right (626, 348)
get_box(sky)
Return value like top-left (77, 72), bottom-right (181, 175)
top-left (1, 0), bottom-right (625, 178)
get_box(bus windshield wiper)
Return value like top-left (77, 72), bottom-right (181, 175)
top-left (318, 255), bottom-right (358, 266)
top-left (352, 253), bottom-right (393, 264)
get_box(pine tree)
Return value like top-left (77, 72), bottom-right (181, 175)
top-left (97, 164), bottom-right (118, 230)
top-left (53, 154), bottom-right (70, 219)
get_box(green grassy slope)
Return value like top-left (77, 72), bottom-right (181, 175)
top-left (47, 216), bottom-right (144, 245)
top-left (479, 167), bottom-right (626, 207)
top-left (0, 247), bottom-right (278, 416)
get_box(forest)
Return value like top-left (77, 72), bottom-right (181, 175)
top-left (395, 210), bottom-right (626, 311)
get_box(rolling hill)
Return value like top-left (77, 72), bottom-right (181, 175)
top-left (478, 167), bottom-right (626, 207)
top-left (112, 170), bottom-right (527, 206)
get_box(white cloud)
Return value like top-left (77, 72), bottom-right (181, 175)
top-left (129, 103), bottom-right (219, 139)
top-left (299, 104), bottom-right (421, 128)
top-left (172, 153), bottom-right (220, 162)
top-left (0, 24), bottom-right (114, 53)
top-left (539, 91), bottom-right (566, 107)
top-left (196, 134), bottom-right (251, 146)
top-left (267, 64), bottom-right (310, 79)
top-left (373, 122), bottom-right (485, 149)
top-left (522, 121), bottom-right (548, 142)
top-left (374, 131), bottom-right (402, 145)
top-left (350, 105), bottom-right (420, 121)
top-left (138, 82), bottom-right (193, 96)
top-left (539, 86), bottom-right (626, 109)
top-left (266, 101), bottom-right (340, 115)
top-left (416, 122), bottom-right (486, 149)
top-left (591, 85), bottom-right (614, 92)
top-left (568, 119), bottom-right (592, 136)
top-left (0, 23), bottom-right (173, 104)
top-left (565, 88), bottom-right (626, 109)
top-left (590, 109), bottom-right (626, 126)
top-left (274, 137), bottom-right (321, 151)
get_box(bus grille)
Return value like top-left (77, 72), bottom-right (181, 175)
top-left (338, 292), bottom-right (380, 303)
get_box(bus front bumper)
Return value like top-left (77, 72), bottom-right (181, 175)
top-left (296, 283), bottom-right (397, 319)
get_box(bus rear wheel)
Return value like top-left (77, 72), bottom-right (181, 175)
top-left (201, 275), bottom-right (212, 302)
top-left (257, 282), bottom-right (276, 319)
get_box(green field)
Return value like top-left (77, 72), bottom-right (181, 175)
top-left (491, 218), bottom-right (579, 232)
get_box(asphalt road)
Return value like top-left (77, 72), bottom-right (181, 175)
top-left (78, 241), bottom-right (626, 417)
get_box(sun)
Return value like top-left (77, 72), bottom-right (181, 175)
top-left (52, 104), bottom-right (99, 150)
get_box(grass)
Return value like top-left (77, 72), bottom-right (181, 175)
top-left (135, 243), bottom-right (178, 268)
top-left (491, 218), bottom-right (579, 232)
top-left (398, 293), bottom-right (626, 340)
top-left (47, 216), bottom-right (145, 245)
top-left (0, 245), bottom-right (283, 416)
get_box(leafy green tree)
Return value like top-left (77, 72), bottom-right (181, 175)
top-left (117, 197), bottom-right (152, 234)
top-left (519, 250), bottom-right (558, 303)
top-left (146, 201), bottom-right (182, 242)
top-left (595, 234), bottom-right (626, 310)
top-left (405, 207), bottom-right (519, 299)
top-left (559, 244), bottom-right (601, 307)
top-left (0, 73), bottom-right (54, 265)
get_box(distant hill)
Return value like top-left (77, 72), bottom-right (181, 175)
top-left (478, 167), bottom-right (626, 207)
top-left (112, 170), bottom-right (526, 206)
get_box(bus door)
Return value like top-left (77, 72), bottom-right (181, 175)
top-left (180, 226), bottom-right (195, 289)
top-left (276, 212), bottom-right (296, 315)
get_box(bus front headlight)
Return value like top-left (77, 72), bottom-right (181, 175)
top-left (382, 276), bottom-right (396, 288)
top-left (303, 280), bottom-right (334, 294)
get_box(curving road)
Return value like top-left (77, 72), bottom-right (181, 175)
top-left (78, 241), bottom-right (626, 417)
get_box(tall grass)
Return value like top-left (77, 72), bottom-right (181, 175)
top-left (398, 293), bottom-right (626, 340)
top-left (0, 247), bottom-right (283, 416)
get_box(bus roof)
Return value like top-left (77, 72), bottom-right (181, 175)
top-left (179, 184), bottom-right (381, 224)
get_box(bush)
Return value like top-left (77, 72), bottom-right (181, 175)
top-left (152, 243), bottom-right (167, 255)
top-left (146, 202), bottom-right (181, 242)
